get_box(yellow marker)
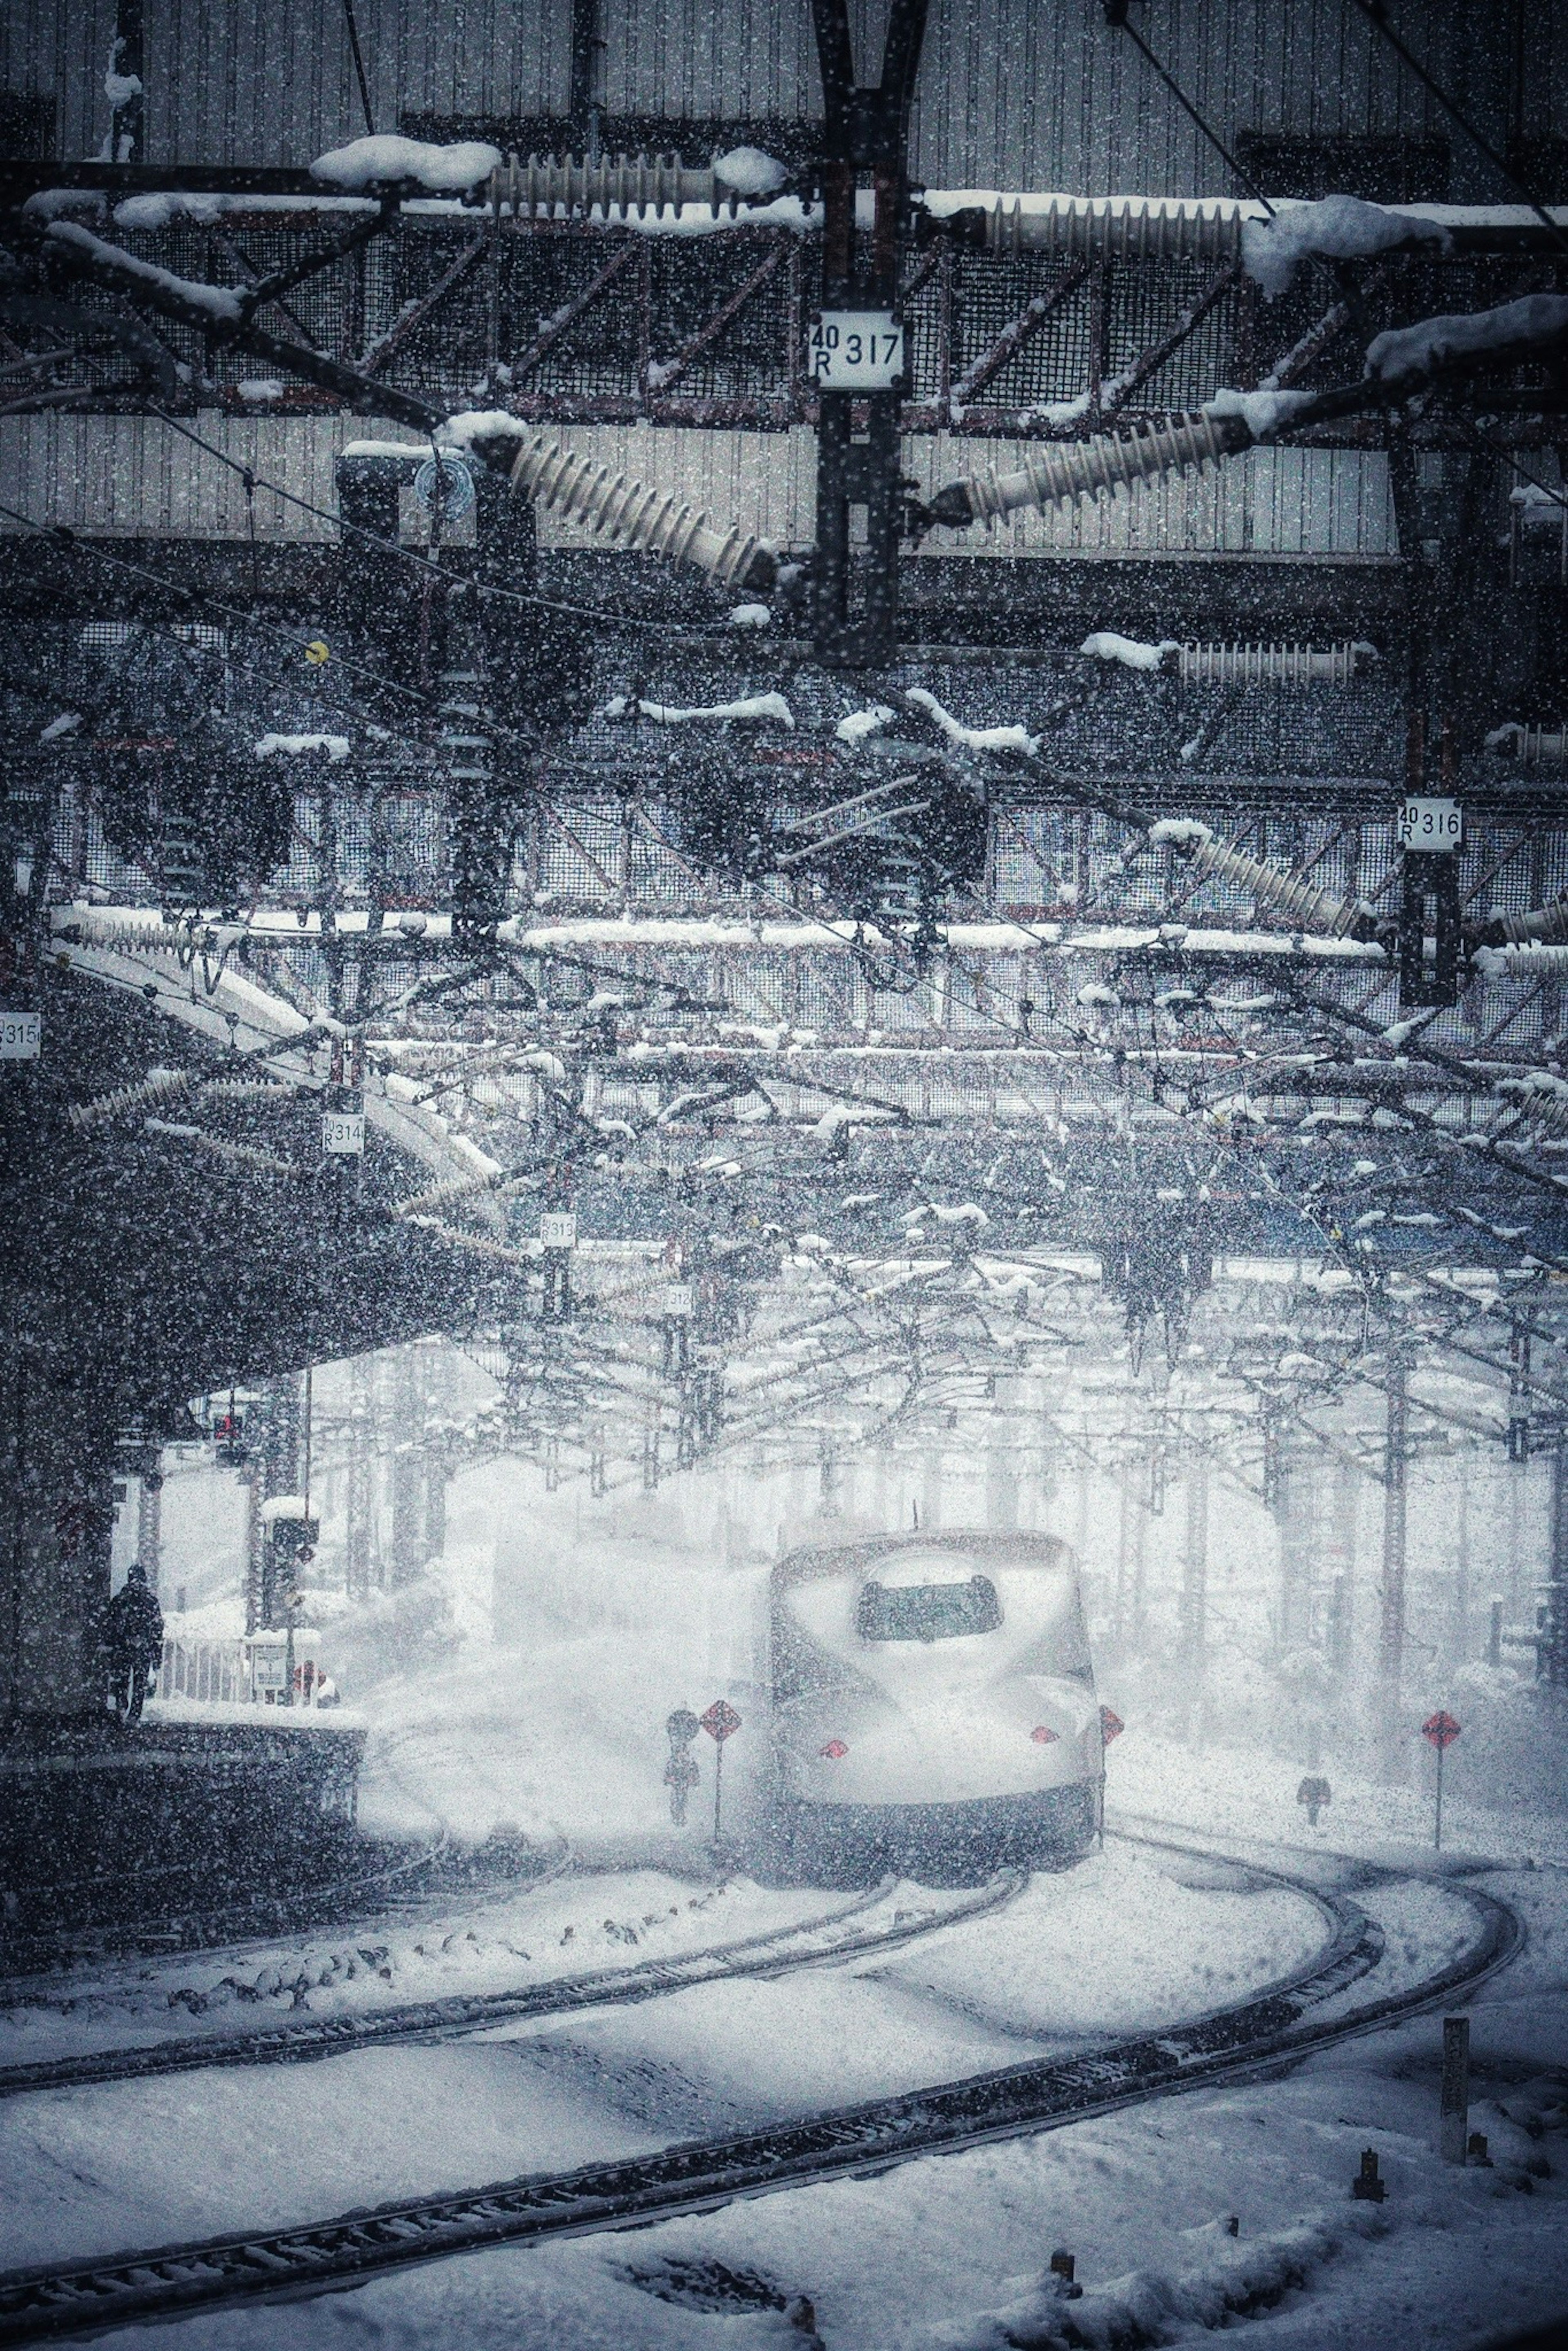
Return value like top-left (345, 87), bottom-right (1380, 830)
top-left (304, 639), bottom-right (330, 666)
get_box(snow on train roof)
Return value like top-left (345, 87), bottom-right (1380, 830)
top-left (772, 1530), bottom-right (1074, 1587)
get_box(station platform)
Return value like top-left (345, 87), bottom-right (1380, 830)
top-left (0, 1711), bottom-right (367, 1967)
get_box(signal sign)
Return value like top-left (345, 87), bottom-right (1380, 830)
top-left (700, 1698), bottom-right (741, 1847)
top-left (1423, 1710), bottom-right (1461, 1850)
top-left (1100, 1706), bottom-right (1125, 1743)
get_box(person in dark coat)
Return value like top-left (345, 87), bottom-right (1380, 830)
top-left (104, 1562), bottom-right (164, 1723)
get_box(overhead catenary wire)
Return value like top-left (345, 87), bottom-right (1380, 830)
top-left (1345, 0), bottom-right (1568, 263)
top-left (1098, 4), bottom-right (1276, 218)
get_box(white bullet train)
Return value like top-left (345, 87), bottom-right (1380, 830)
top-left (763, 1530), bottom-right (1105, 1883)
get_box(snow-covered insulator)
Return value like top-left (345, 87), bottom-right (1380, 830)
top-left (1178, 641), bottom-right (1373, 685)
top-left (1498, 1076), bottom-right (1568, 1139)
top-left (392, 1167), bottom-right (505, 1220)
top-left (69, 1061), bottom-right (220, 1130)
top-left (487, 150), bottom-right (749, 221)
top-left (1187, 836), bottom-right (1374, 940)
top-left (1488, 724), bottom-right (1568, 763)
top-left (979, 194), bottom-right (1243, 266)
top-left (501, 432), bottom-right (776, 592)
top-left (926, 409), bottom-right (1252, 530)
top-left (143, 1118), bottom-right (298, 1178)
top-left (1494, 896), bottom-right (1568, 947)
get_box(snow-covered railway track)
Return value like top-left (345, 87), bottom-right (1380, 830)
top-left (0, 1845), bottom-right (1521, 2346)
top-left (0, 1834), bottom-right (469, 1984)
top-left (0, 1872), bottom-right (1024, 2104)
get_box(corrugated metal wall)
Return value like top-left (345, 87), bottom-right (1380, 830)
top-left (0, 0), bottom-right (118, 162)
top-left (10, 0), bottom-right (1564, 185)
top-left (0, 411), bottom-right (1399, 560)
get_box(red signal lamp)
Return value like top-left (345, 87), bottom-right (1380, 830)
top-left (1030, 1725), bottom-right (1060, 1744)
top-left (820, 1739), bottom-right (849, 1759)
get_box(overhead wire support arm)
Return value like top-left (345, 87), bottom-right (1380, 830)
top-left (808, 0), bottom-right (931, 669)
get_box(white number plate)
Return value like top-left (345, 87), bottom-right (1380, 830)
top-left (1399, 796), bottom-right (1462, 852)
top-left (540, 1212), bottom-right (577, 1249)
top-left (321, 1110), bottom-right (365, 1154)
top-left (808, 311), bottom-right (904, 390)
top-left (663, 1283), bottom-right (694, 1319)
top-left (0, 1010), bottom-right (40, 1060)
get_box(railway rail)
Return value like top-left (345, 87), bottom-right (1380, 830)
top-left (0, 1870), bottom-right (1024, 2103)
top-left (0, 1835), bottom-right (1522, 2344)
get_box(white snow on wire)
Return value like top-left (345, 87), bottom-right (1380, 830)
top-left (1241, 193), bottom-right (1448, 298)
top-left (599, 692), bottom-right (795, 728)
top-left (1080, 631), bottom-right (1177, 673)
top-left (712, 146), bottom-right (788, 196)
top-left (113, 192), bottom-right (227, 230)
top-left (1510, 481), bottom-right (1568, 512)
top-left (835, 703), bottom-right (897, 744)
top-left (436, 410), bottom-right (525, 452)
top-left (43, 220), bottom-right (245, 320)
top-left (310, 136), bottom-right (503, 193)
top-left (727, 602), bottom-right (773, 628)
top-left (254, 733), bottom-right (352, 761)
top-left (39, 713), bottom-right (82, 743)
top-left (1203, 385), bottom-right (1317, 439)
top-left (1367, 292), bottom-right (1568, 385)
top-left (902, 1201), bottom-right (991, 1228)
top-left (904, 686), bottom-right (1038, 756)
top-left (1147, 817), bottom-right (1214, 850)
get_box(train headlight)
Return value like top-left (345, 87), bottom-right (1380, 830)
top-left (1030, 1725), bottom-right (1060, 1744)
top-left (820, 1739), bottom-right (849, 1759)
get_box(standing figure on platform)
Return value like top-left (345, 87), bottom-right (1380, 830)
top-left (103, 1561), bottom-right (164, 1724)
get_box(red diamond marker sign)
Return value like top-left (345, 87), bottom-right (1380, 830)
top-left (1100, 1706), bottom-right (1125, 1744)
top-left (1422, 1710), bottom-right (1461, 1750)
top-left (701, 1699), bottom-right (742, 1743)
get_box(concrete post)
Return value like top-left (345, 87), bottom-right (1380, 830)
top-left (1440, 2015), bottom-right (1470, 2163)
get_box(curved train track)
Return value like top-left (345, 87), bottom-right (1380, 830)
top-left (0, 1836), bottom-right (1523, 2345)
top-left (0, 1869), bottom-right (1025, 2102)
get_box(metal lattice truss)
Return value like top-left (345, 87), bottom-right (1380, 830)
top-left (2, 178), bottom-right (1565, 448)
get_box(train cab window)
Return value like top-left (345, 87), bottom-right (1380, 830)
top-left (856, 1574), bottom-right (1002, 1643)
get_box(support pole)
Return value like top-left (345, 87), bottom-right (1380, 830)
top-left (1179, 1456), bottom-right (1207, 1737)
top-left (135, 1468), bottom-right (162, 1598)
top-left (1544, 1441), bottom-right (1568, 1687)
top-left (808, 0), bottom-right (929, 667)
top-left (1381, 1357), bottom-right (1408, 1766)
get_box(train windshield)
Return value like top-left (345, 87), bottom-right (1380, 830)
top-left (856, 1574), bottom-right (1002, 1643)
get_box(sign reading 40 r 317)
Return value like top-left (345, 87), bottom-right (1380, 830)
top-left (808, 311), bottom-right (904, 391)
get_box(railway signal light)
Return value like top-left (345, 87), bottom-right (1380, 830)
top-left (1030, 1725), bottom-right (1060, 1744)
top-left (820, 1739), bottom-right (848, 1759)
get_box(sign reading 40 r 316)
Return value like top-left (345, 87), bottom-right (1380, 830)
top-left (808, 311), bottom-right (904, 391)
